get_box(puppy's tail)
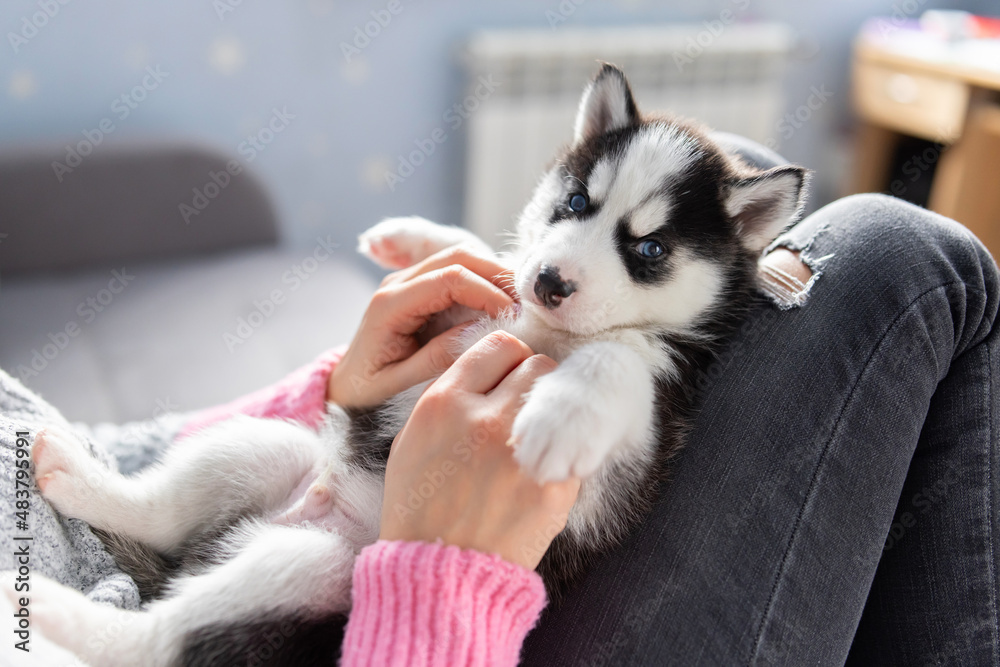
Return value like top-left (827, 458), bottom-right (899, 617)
top-left (92, 528), bottom-right (178, 601)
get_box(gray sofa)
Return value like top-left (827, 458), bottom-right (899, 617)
top-left (0, 143), bottom-right (377, 423)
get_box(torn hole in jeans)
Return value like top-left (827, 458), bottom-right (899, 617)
top-left (758, 247), bottom-right (823, 309)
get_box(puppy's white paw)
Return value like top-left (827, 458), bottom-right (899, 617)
top-left (32, 428), bottom-right (111, 522)
top-left (358, 216), bottom-right (488, 270)
top-left (511, 375), bottom-right (622, 483)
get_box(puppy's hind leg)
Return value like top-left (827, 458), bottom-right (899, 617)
top-left (33, 416), bottom-right (327, 554)
top-left (164, 524), bottom-right (358, 666)
top-left (1, 571), bottom-right (151, 667)
top-left (2, 525), bottom-right (357, 667)
top-left (0, 582), bottom-right (91, 666)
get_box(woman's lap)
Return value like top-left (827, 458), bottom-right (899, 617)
top-left (521, 193), bottom-right (999, 665)
top-left (4, 191), bottom-right (996, 664)
top-left (848, 311), bottom-right (998, 665)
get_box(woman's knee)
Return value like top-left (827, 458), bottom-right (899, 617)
top-left (771, 194), bottom-right (995, 291)
top-left (765, 192), bottom-right (998, 353)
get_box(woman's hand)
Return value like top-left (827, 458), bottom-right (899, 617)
top-left (380, 331), bottom-right (580, 571)
top-left (328, 247), bottom-right (515, 410)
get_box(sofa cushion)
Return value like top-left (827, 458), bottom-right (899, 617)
top-left (0, 142), bottom-right (278, 275)
top-left (0, 247), bottom-right (377, 423)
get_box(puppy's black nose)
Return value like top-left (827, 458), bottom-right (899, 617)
top-left (534, 265), bottom-right (576, 309)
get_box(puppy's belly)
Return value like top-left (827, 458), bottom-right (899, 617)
top-left (266, 465), bottom-right (371, 544)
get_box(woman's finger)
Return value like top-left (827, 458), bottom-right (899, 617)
top-left (379, 321), bottom-right (469, 394)
top-left (488, 354), bottom-right (558, 413)
top-left (386, 246), bottom-right (517, 300)
top-left (381, 265), bottom-right (513, 332)
top-left (436, 331), bottom-right (534, 395)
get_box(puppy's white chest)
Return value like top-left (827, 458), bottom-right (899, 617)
top-left (457, 311), bottom-right (585, 363)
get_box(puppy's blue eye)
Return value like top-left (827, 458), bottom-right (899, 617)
top-left (568, 193), bottom-right (588, 212)
top-left (636, 240), bottom-right (664, 258)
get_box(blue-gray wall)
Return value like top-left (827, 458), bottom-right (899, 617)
top-left (1, 0), bottom-right (991, 260)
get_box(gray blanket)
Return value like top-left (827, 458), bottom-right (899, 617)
top-left (0, 368), bottom-right (187, 610)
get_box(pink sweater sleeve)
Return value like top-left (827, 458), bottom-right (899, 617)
top-left (178, 346), bottom-right (346, 439)
top-left (342, 540), bottom-right (547, 667)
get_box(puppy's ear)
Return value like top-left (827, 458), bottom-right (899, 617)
top-left (725, 166), bottom-right (808, 253)
top-left (573, 63), bottom-right (638, 145)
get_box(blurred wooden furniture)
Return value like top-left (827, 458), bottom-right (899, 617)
top-left (851, 34), bottom-right (1000, 258)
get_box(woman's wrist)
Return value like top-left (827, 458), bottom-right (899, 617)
top-left (326, 361), bottom-right (352, 406)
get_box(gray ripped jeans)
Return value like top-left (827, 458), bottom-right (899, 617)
top-left (520, 187), bottom-right (999, 665)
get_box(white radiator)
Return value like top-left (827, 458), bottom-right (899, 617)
top-left (461, 24), bottom-right (795, 245)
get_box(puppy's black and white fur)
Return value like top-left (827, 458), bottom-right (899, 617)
top-left (12, 65), bottom-right (806, 666)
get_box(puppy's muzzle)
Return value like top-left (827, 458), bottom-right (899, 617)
top-left (534, 265), bottom-right (577, 309)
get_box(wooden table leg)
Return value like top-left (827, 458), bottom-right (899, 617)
top-left (851, 121), bottom-right (899, 195)
top-left (930, 104), bottom-right (1000, 259)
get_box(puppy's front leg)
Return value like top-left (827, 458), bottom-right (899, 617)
top-left (511, 342), bottom-right (655, 482)
top-left (358, 216), bottom-right (493, 270)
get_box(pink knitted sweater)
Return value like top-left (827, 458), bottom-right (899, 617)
top-left (179, 350), bottom-right (548, 666)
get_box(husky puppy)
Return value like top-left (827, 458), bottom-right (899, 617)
top-left (17, 65), bottom-right (805, 666)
